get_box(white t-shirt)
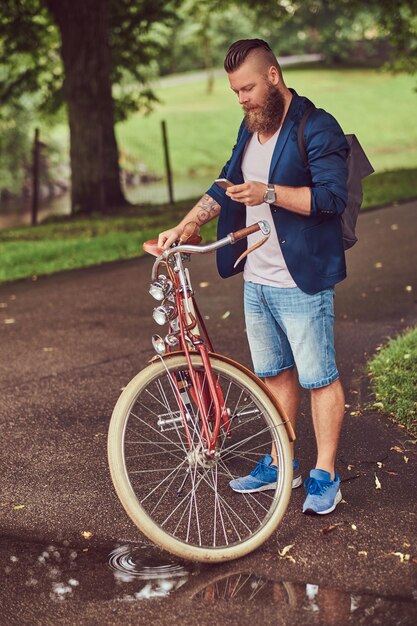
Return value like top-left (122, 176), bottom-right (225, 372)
top-left (241, 130), bottom-right (297, 288)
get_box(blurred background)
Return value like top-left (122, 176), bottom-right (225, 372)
top-left (0, 0), bottom-right (416, 280)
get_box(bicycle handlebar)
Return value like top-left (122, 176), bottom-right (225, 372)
top-left (151, 220), bottom-right (271, 281)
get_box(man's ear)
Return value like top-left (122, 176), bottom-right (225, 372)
top-left (268, 66), bottom-right (280, 85)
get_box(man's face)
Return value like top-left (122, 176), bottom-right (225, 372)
top-left (228, 57), bottom-right (285, 135)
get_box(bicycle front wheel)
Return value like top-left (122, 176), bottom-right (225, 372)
top-left (108, 353), bottom-right (293, 563)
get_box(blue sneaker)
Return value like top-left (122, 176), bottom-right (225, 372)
top-left (302, 469), bottom-right (342, 515)
top-left (229, 454), bottom-right (302, 493)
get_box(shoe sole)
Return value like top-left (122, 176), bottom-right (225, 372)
top-left (230, 475), bottom-right (303, 494)
top-left (303, 489), bottom-right (342, 515)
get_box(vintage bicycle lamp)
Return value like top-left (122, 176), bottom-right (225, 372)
top-left (151, 334), bottom-right (166, 355)
top-left (152, 301), bottom-right (177, 325)
top-left (149, 274), bottom-right (173, 301)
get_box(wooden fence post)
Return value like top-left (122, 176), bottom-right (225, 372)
top-left (161, 120), bottom-right (174, 205)
top-left (31, 128), bottom-right (40, 226)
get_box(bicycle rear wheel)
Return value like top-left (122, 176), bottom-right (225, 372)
top-left (108, 353), bottom-right (292, 563)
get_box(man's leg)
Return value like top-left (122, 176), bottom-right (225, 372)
top-left (264, 367), bottom-right (300, 463)
top-left (310, 379), bottom-right (345, 480)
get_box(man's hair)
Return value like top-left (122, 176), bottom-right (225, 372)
top-left (224, 39), bottom-right (280, 75)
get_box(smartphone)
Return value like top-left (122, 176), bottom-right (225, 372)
top-left (215, 178), bottom-right (234, 190)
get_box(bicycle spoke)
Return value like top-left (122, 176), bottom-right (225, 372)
top-left (112, 358), bottom-right (291, 553)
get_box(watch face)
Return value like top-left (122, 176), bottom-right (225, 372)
top-left (264, 189), bottom-right (276, 204)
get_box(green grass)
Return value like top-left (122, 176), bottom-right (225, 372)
top-left (51, 68), bottom-right (417, 178)
top-left (368, 327), bottom-right (417, 436)
top-left (114, 68), bottom-right (417, 176)
top-left (1, 67), bottom-right (416, 285)
top-left (0, 201), bottom-right (197, 283)
top-left (362, 168), bottom-right (417, 208)
top-left (0, 165), bottom-right (415, 284)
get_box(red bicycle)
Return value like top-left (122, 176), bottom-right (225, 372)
top-left (108, 220), bottom-right (295, 563)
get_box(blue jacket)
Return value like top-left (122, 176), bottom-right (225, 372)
top-left (206, 90), bottom-right (349, 295)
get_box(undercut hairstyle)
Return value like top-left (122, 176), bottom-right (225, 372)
top-left (224, 39), bottom-right (281, 76)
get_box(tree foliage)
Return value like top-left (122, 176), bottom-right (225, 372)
top-left (0, 0), bottom-right (180, 120)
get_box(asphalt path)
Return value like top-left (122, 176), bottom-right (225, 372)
top-left (0, 201), bottom-right (416, 624)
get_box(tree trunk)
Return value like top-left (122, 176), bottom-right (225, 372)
top-left (46, 0), bottom-right (127, 213)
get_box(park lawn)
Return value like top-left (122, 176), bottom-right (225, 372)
top-left (114, 68), bottom-right (417, 177)
top-left (368, 327), bottom-right (417, 436)
top-left (2, 66), bottom-right (416, 285)
top-left (50, 68), bottom-right (417, 179)
top-left (0, 166), bottom-right (414, 285)
top-left (0, 201), bottom-right (197, 283)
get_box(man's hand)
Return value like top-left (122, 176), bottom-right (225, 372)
top-left (157, 226), bottom-right (183, 250)
top-left (226, 181), bottom-right (266, 206)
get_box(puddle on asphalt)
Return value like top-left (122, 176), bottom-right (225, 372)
top-left (1, 539), bottom-right (416, 624)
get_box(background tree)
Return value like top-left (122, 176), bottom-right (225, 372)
top-left (0, 0), bottom-right (179, 214)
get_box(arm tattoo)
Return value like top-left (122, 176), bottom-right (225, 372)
top-left (196, 194), bottom-right (221, 225)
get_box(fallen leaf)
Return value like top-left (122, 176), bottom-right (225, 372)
top-left (374, 474), bottom-right (382, 489)
top-left (390, 224), bottom-right (399, 231)
top-left (9, 295), bottom-right (16, 300)
top-left (403, 542), bottom-right (411, 548)
top-left (278, 543), bottom-right (294, 557)
top-left (13, 505), bottom-right (26, 510)
top-left (373, 402), bottom-right (384, 410)
top-left (81, 531), bottom-right (93, 540)
top-left (43, 347), bottom-right (53, 352)
top-left (199, 281), bottom-right (210, 288)
top-left (405, 285), bottom-right (412, 292)
top-left (385, 471), bottom-right (398, 476)
top-left (391, 551), bottom-right (410, 563)
top-left (391, 446), bottom-right (403, 454)
top-left (321, 523), bottom-right (342, 534)
top-left (350, 411), bottom-right (361, 416)
top-left (405, 439), bottom-right (417, 445)
top-left (377, 462), bottom-right (383, 468)
top-left (347, 464), bottom-right (354, 471)
top-left (82, 548), bottom-right (89, 552)
top-left (4, 318), bottom-right (15, 324)
top-left (221, 310), bottom-right (230, 320)
top-left (344, 403), bottom-right (351, 408)
top-left (0, 303), bottom-right (7, 308)
top-left (358, 550), bottom-right (368, 557)
top-left (351, 524), bottom-right (357, 531)
top-left (403, 456), bottom-right (409, 464)
top-left (374, 262), bottom-right (383, 269)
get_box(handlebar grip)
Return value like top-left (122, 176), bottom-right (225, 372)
top-left (229, 223), bottom-right (260, 243)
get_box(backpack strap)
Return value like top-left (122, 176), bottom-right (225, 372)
top-left (297, 104), bottom-right (316, 169)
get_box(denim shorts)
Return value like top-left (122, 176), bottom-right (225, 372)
top-left (244, 282), bottom-right (339, 389)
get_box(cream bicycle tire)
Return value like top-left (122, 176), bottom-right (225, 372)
top-left (108, 353), bottom-right (293, 563)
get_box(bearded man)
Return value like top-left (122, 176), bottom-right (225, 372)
top-left (158, 39), bottom-right (349, 515)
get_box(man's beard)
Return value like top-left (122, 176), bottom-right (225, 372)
top-left (243, 83), bottom-right (286, 135)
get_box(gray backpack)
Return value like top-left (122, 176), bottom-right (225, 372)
top-left (298, 105), bottom-right (374, 249)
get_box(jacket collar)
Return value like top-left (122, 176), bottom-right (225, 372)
top-left (268, 89), bottom-right (307, 179)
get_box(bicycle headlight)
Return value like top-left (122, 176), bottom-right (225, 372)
top-left (152, 302), bottom-right (177, 325)
top-left (152, 334), bottom-right (166, 355)
top-left (149, 275), bottom-right (173, 301)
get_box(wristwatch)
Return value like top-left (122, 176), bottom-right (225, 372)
top-left (263, 184), bottom-right (276, 205)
